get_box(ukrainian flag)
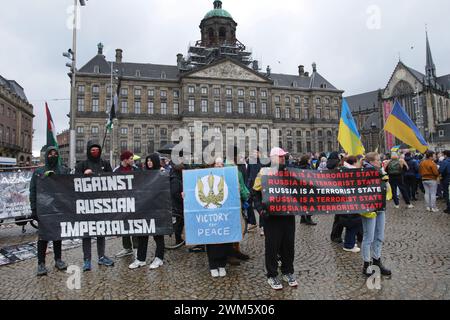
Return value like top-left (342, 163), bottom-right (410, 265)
top-left (338, 99), bottom-right (365, 156)
top-left (384, 101), bottom-right (428, 153)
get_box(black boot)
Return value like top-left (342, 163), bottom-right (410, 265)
top-left (363, 261), bottom-right (374, 277)
top-left (300, 216), bottom-right (306, 224)
top-left (372, 258), bottom-right (392, 276)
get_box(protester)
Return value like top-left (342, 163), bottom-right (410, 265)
top-left (385, 152), bottom-right (414, 209)
top-left (246, 148), bottom-right (264, 235)
top-left (361, 152), bottom-right (391, 277)
top-left (327, 152), bottom-right (344, 243)
top-left (439, 150), bottom-right (450, 214)
top-left (129, 153), bottom-right (167, 269)
top-left (75, 140), bottom-right (114, 271)
top-left (253, 147), bottom-right (298, 290)
top-left (404, 152), bottom-right (419, 201)
top-left (224, 147), bottom-right (250, 266)
top-left (296, 155), bottom-right (317, 226)
top-left (114, 150), bottom-right (141, 258)
top-left (317, 156), bottom-right (328, 171)
top-left (30, 146), bottom-right (69, 276)
top-left (170, 162), bottom-right (185, 245)
top-left (340, 156), bottom-right (363, 253)
top-left (205, 157), bottom-right (233, 277)
top-left (419, 151), bottom-right (440, 212)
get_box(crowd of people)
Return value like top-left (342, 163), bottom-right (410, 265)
top-left (29, 140), bottom-right (450, 290)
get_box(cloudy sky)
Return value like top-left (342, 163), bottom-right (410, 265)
top-left (0, 0), bottom-right (449, 156)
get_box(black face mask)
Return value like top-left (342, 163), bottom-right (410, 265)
top-left (47, 156), bottom-right (58, 168)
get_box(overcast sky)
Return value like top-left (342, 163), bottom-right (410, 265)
top-left (0, 0), bottom-right (449, 156)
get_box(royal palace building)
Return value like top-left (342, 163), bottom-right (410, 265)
top-left (74, 1), bottom-right (343, 165)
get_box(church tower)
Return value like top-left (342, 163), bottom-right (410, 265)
top-left (181, 0), bottom-right (253, 69)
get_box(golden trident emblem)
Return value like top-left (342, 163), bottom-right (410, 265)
top-left (196, 173), bottom-right (225, 208)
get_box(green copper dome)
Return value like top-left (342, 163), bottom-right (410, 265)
top-left (204, 1), bottom-right (233, 19)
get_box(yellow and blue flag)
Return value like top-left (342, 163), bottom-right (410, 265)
top-left (338, 99), bottom-right (365, 156)
top-left (384, 101), bottom-right (428, 153)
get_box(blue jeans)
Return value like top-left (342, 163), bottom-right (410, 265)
top-left (361, 211), bottom-right (385, 262)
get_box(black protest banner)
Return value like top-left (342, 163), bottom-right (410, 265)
top-left (0, 170), bottom-right (33, 219)
top-left (36, 171), bottom-right (173, 240)
top-left (262, 168), bottom-right (386, 216)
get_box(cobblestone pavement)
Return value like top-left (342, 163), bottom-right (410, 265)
top-left (0, 199), bottom-right (449, 300)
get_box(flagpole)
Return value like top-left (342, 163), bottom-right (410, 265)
top-left (110, 62), bottom-right (113, 165)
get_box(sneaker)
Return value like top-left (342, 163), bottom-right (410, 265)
top-left (407, 204), bottom-right (414, 209)
top-left (277, 260), bottom-right (282, 267)
top-left (426, 207), bottom-right (431, 212)
top-left (394, 205), bottom-right (400, 209)
top-left (129, 259), bottom-right (146, 269)
top-left (83, 260), bottom-right (92, 272)
top-left (149, 257), bottom-right (163, 269)
top-left (37, 263), bottom-right (48, 276)
top-left (260, 228), bottom-right (264, 236)
top-left (210, 269), bottom-right (219, 278)
top-left (115, 248), bottom-right (133, 258)
top-left (55, 259), bottom-right (67, 271)
top-left (218, 268), bottom-right (226, 277)
top-left (248, 225), bottom-right (257, 232)
top-left (97, 256), bottom-right (113, 267)
top-left (282, 273), bottom-right (298, 287)
top-left (431, 208), bottom-right (440, 212)
top-left (268, 277), bottom-right (283, 290)
top-left (343, 246), bottom-right (361, 253)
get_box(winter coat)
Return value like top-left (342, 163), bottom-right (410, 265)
top-left (75, 140), bottom-right (112, 175)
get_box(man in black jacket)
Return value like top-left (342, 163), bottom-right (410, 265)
top-left (30, 146), bottom-right (69, 276)
top-left (75, 140), bottom-right (114, 271)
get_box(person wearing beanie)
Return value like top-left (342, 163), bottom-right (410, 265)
top-left (114, 150), bottom-right (141, 258)
top-left (75, 140), bottom-right (114, 271)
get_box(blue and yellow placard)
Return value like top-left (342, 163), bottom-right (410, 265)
top-left (183, 167), bottom-right (242, 245)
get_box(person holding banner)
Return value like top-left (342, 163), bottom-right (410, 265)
top-left (114, 150), bottom-right (141, 258)
top-left (205, 157), bottom-right (234, 277)
top-left (295, 155), bottom-right (317, 226)
top-left (129, 153), bottom-right (166, 270)
top-left (29, 146), bottom-right (69, 276)
top-left (253, 147), bottom-right (298, 290)
top-left (75, 140), bottom-right (115, 271)
top-left (361, 152), bottom-right (391, 277)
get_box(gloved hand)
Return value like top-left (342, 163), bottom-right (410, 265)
top-left (44, 170), bottom-right (55, 177)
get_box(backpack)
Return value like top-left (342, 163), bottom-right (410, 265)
top-left (387, 159), bottom-right (402, 175)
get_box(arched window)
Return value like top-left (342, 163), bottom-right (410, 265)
top-left (219, 27), bottom-right (226, 42)
top-left (438, 98), bottom-right (444, 122)
top-left (208, 28), bottom-right (215, 45)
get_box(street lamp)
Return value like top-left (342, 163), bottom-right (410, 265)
top-left (64, 0), bottom-right (87, 170)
